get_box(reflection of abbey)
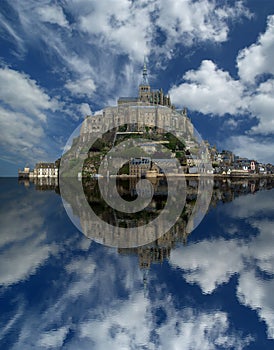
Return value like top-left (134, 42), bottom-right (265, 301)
top-left (80, 61), bottom-right (194, 139)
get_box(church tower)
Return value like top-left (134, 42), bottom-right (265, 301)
top-left (138, 58), bottom-right (151, 103)
top-left (118, 57), bottom-right (173, 108)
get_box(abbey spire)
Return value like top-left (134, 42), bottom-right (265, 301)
top-left (141, 57), bottom-right (149, 86)
top-left (139, 57), bottom-right (151, 102)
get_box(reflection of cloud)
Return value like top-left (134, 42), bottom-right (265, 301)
top-left (170, 239), bottom-right (246, 294)
top-left (80, 292), bottom-right (150, 350)
top-left (0, 187), bottom-right (56, 286)
top-left (170, 189), bottom-right (274, 339)
top-left (3, 182), bottom-right (272, 348)
top-left (4, 239), bottom-right (251, 350)
top-left (157, 309), bottom-right (253, 350)
top-left (39, 326), bottom-right (70, 349)
top-left (170, 238), bottom-right (247, 294)
top-left (225, 190), bottom-right (274, 219)
top-left (0, 233), bottom-right (52, 286)
top-left (237, 270), bottom-right (274, 339)
top-left (65, 257), bottom-right (96, 297)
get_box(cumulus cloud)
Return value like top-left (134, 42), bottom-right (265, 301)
top-left (167, 20), bottom-right (274, 164)
top-left (0, 1), bottom-right (252, 130)
top-left (0, 232), bottom-right (52, 286)
top-left (237, 15), bottom-right (274, 83)
top-left (167, 14), bottom-right (274, 160)
top-left (169, 60), bottom-right (247, 115)
top-left (79, 0), bottom-right (154, 61)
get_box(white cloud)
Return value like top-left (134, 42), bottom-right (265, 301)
top-left (77, 0), bottom-right (250, 61)
top-left (0, 67), bottom-right (59, 162)
top-left (249, 220), bottom-right (274, 274)
top-left (0, 107), bottom-right (47, 160)
top-left (78, 0), bottom-right (153, 61)
top-left (1, 0), bottom-right (252, 122)
top-left (65, 78), bottom-right (96, 98)
top-left (0, 67), bottom-right (56, 121)
top-left (227, 135), bottom-right (274, 164)
top-left (37, 5), bottom-right (69, 28)
top-left (165, 15), bottom-right (274, 162)
top-left (79, 103), bottom-right (92, 117)
top-left (237, 15), bottom-right (274, 83)
top-left (249, 79), bottom-right (274, 134)
top-left (156, 0), bottom-right (251, 50)
top-left (169, 60), bottom-right (247, 115)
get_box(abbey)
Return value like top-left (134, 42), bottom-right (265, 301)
top-left (80, 61), bottom-right (194, 139)
top-left (118, 60), bottom-right (173, 108)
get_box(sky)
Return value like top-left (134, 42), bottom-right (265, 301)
top-left (0, 0), bottom-right (274, 176)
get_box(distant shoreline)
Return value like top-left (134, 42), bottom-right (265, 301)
top-left (96, 173), bottom-right (274, 179)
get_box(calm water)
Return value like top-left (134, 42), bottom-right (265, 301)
top-left (1, 177), bottom-right (274, 349)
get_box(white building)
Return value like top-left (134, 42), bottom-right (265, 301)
top-left (34, 163), bottom-right (59, 178)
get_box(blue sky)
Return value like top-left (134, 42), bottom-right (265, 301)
top-left (0, 0), bottom-right (274, 176)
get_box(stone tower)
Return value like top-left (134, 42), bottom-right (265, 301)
top-left (138, 58), bottom-right (151, 103)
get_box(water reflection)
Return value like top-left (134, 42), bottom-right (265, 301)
top-left (0, 178), bottom-right (274, 349)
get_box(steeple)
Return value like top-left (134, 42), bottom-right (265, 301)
top-left (142, 57), bottom-right (149, 86)
top-left (139, 57), bottom-right (151, 103)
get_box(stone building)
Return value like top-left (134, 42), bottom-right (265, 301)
top-left (19, 162), bottom-right (59, 179)
top-left (79, 61), bottom-right (193, 142)
top-left (80, 103), bottom-right (193, 143)
top-left (129, 157), bottom-right (151, 177)
top-left (33, 163), bottom-right (59, 178)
